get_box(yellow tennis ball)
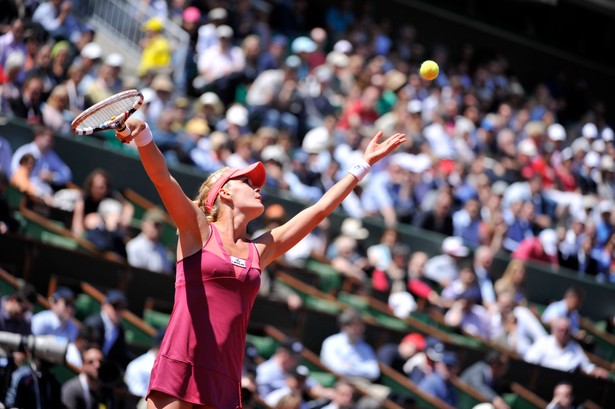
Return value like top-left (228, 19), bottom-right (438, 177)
top-left (420, 60), bottom-right (439, 81)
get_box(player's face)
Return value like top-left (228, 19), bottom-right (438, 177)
top-left (228, 177), bottom-right (264, 216)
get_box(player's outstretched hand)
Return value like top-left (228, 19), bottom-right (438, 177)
top-left (115, 119), bottom-right (147, 144)
top-left (364, 131), bottom-right (407, 165)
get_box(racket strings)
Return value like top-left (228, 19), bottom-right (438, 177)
top-left (77, 96), bottom-right (140, 129)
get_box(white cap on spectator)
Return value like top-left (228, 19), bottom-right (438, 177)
top-left (538, 229), bottom-right (558, 256)
top-left (518, 139), bottom-right (537, 156)
top-left (561, 147), bottom-right (573, 162)
top-left (333, 39), bottom-right (353, 54)
top-left (105, 52), bottom-right (124, 67)
top-left (582, 122), bottom-right (598, 139)
top-left (151, 74), bottom-right (174, 92)
top-left (261, 145), bottom-right (289, 165)
top-left (584, 151), bottom-right (600, 168)
top-left (442, 237), bottom-right (469, 257)
top-left (141, 87), bottom-right (156, 104)
top-left (592, 139), bottom-right (606, 153)
top-left (81, 42), bottom-right (102, 60)
top-left (491, 180), bottom-right (509, 196)
top-left (603, 127), bottom-right (614, 142)
top-left (291, 36), bottom-right (317, 54)
top-left (407, 99), bottom-right (423, 114)
top-left (199, 92), bottom-right (223, 115)
top-left (547, 123), bottom-right (566, 141)
top-left (341, 217), bottom-right (369, 240)
top-left (455, 117), bottom-right (475, 137)
top-left (226, 104), bottom-right (248, 127)
top-left (599, 200), bottom-right (613, 214)
top-left (208, 7), bottom-right (228, 21)
top-left (601, 155), bottom-right (615, 172)
top-left (302, 127), bottom-right (330, 154)
top-left (216, 25), bottom-right (234, 38)
top-left (326, 51), bottom-right (349, 68)
top-left (5, 51), bottom-right (25, 71)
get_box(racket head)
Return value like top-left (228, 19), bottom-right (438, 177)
top-left (71, 89), bottom-right (144, 136)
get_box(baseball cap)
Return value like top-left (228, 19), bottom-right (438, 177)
top-left (225, 104), bottom-right (248, 127)
top-left (105, 52), bottom-right (124, 67)
top-left (441, 236), bottom-right (469, 257)
top-left (208, 7), bottom-right (228, 21)
top-left (291, 36), bottom-right (317, 53)
top-left (104, 290), bottom-right (127, 306)
top-left (182, 6), bottom-right (201, 23)
top-left (547, 123), bottom-right (566, 141)
top-left (425, 339), bottom-right (445, 362)
top-left (333, 39), bottom-right (353, 54)
top-left (216, 25), bottom-right (233, 39)
top-left (538, 229), bottom-right (558, 256)
top-left (204, 162), bottom-right (266, 212)
top-left (284, 55), bottom-right (301, 70)
top-left (582, 122), bottom-right (598, 139)
top-left (407, 99), bottom-right (423, 114)
top-left (401, 333), bottom-right (426, 351)
top-left (81, 42), bottom-right (102, 60)
top-left (52, 287), bottom-right (75, 302)
top-left (142, 17), bottom-right (164, 32)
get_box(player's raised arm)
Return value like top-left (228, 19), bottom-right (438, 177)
top-left (256, 131), bottom-right (407, 268)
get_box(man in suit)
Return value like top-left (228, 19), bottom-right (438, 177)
top-left (83, 290), bottom-right (132, 370)
top-left (61, 345), bottom-right (104, 409)
top-left (459, 350), bottom-right (510, 409)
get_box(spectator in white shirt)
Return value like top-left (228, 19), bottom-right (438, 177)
top-left (124, 328), bottom-right (165, 400)
top-left (126, 208), bottom-right (173, 274)
top-left (524, 317), bottom-right (608, 378)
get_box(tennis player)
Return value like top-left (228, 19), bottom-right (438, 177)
top-left (116, 119), bottom-right (406, 409)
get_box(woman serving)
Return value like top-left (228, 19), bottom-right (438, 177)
top-left (116, 119), bottom-right (406, 409)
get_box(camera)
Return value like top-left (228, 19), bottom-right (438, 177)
top-left (0, 331), bottom-right (68, 364)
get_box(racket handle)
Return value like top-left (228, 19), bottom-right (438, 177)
top-left (116, 123), bottom-right (131, 137)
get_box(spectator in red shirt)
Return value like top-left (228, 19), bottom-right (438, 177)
top-left (337, 85), bottom-right (380, 130)
top-left (512, 228), bottom-right (559, 269)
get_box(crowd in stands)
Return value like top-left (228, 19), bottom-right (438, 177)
top-left (1, 0), bottom-right (615, 408)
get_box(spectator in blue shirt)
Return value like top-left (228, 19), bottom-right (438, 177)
top-left (418, 351), bottom-right (459, 407)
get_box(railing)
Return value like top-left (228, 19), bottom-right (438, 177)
top-left (75, 0), bottom-right (189, 87)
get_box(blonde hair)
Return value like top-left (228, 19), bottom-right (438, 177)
top-left (495, 259), bottom-right (525, 296)
top-left (194, 167), bottom-right (229, 222)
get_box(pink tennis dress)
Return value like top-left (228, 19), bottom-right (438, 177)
top-left (147, 224), bottom-right (261, 408)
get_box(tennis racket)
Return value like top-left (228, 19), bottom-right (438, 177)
top-left (71, 89), bottom-right (144, 137)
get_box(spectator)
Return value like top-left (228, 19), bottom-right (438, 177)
top-left (414, 189), bottom-right (455, 237)
top-left (8, 73), bottom-right (44, 124)
top-left (473, 246), bottom-right (497, 310)
top-left (329, 233), bottom-right (369, 283)
top-left (83, 197), bottom-right (128, 259)
top-left (444, 286), bottom-right (492, 339)
top-left (541, 286), bottom-right (586, 341)
top-left (256, 338), bottom-right (305, 397)
top-left (61, 345), bottom-right (105, 409)
top-left (10, 124), bottom-right (72, 194)
top-left (418, 351), bottom-right (459, 407)
top-left (320, 379), bottom-right (356, 409)
top-left (83, 290), bottom-right (132, 370)
top-left (42, 83), bottom-right (71, 134)
top-left (126, 207), bottom-right (173, 274)
top-left (546, 381), bottom-right (584, 409)
top-left (264, 365), bottom-right (312, 409)
top-left (460, 351), bottom-right (511, 409)
top-left (453, 197), bottom-right (482, 247)
top-left (71, 168), bottom-right (133, 237)
top-left (31, 286), bottom-right (78, 342)
top-left (376, 332), bottom-right (425, 375)
top-left (424, 236), bottom-right (469, 288)
top-left (0, 283), bottom-right (36, 335)
top-left (138, 17), bottom-right (172, 77)
top-left (494, 259), bottom-right (528, 306)
top-left (124, 328), bottom-right (165, 401)
top-left (512, 228), bottom-right (559, 269)
top-left (10, 152), bottom-right (54, 205)
top-left (32, 0), bottom-right (81, 41)
top-left (195, 7), bottom-right (228, 56)
top-left (320, 308), bottom-right (387, 400)
top-left (524, 317), bottom-right (608, 378)
top-left (441, 263), bottom-right (482, 307)
top-left (0, 18), bottom-right (26, 68)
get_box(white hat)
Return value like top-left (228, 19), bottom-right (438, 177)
top-left (141, 87), bottom-right (156, 104)
top-left (326, 51), bottom-right (349, 68)
top-left (441, 236), bottom-right (469, 257)
top-left (518, 139), bottom-right (537, 157)
top-left (407, 99), bottom-right (423, 114)
top-left (333, 39), bottom-right (353, 54)
top-left (547, 123), bottom-right (566, 141)
top-left (560, 147), bottom-right (573, 162)
top-left (225, 104), bottom-right (248, 127)
top-left (81, 42), bottom-right (102, 60)
top-left (599, 200), bottom-right (613, 214)
top-left (584, 151), bottom-right (601, 168)
top-left (413, 153), bottom-right (432, 173)
top-left (216, 25), bottom-right (234, 38)
top-left (341, 218), bottom-right (369, 240)
top-left (291, 36), bottom-right (317, 53)
top-left (538, 229), bottom-right (558, 256)
top-left (592, 139), bottom-right (606, 153)
top-left (602, 127), bottom-right (614, 142)
top-left (208, 7), bottom-right (228, 21)
top-left (261, 145), bottom-right (288, 164)
top-left (302, 127), bottom-right (330, 154)
top-left (105, 52), bottom-right (124, 67)
top-left (390, 153), bottom-right (415, 172)
top-left (601, 155), bottom-right (615, 172)
top-left (491, 180), bottom-right (509, 196)
top-left (455, 117), bottom-right (475, 137)
top-left (582, 122), bottom-right (598, 139)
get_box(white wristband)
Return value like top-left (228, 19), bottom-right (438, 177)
top-left (134, 123), bottom-right (154, 147)
top-left (348, 159), bottom-right (371, 181)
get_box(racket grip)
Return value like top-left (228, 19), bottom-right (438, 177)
top-left (116, 123), bottom-right (131, 137)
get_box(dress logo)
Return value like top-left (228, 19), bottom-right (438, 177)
top-left (230, 256), bottom-right (247, 268)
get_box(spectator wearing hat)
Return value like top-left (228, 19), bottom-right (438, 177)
top-left (376, 332), bottom-right (426, 375)
top-left (246, 55), bottom-right (302, 139)
top-left (83, 290), bottom-right (132, 370)
top-left (256, 339), bottom-right (325, 399)
top-left (1, 51), bottom-right (25, 116)
top-left (138, 17), bottom-right (172, 77)
top-left (417, 350), bottom-right (459, 407)
top-left (146, 74), bottom-right (175, 130)
top-left (77, 42), bottom-right (103, 93)
top-left (423, 236), bottom-right (469, 288)
top-left (264, 364), bottom-right (312, 409)
top-left (31, 286), bottom-right (78, 342)
top-left (124, 327), bottom-right (166, 400)
top-left (196, 24), bottom-right (246, 105)
top-left (195, 7), bottom-right (229, 56)
top-left (460, 351), bottom-right (511, 409)
top-left (126, 207), bottom-right (173, 274)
